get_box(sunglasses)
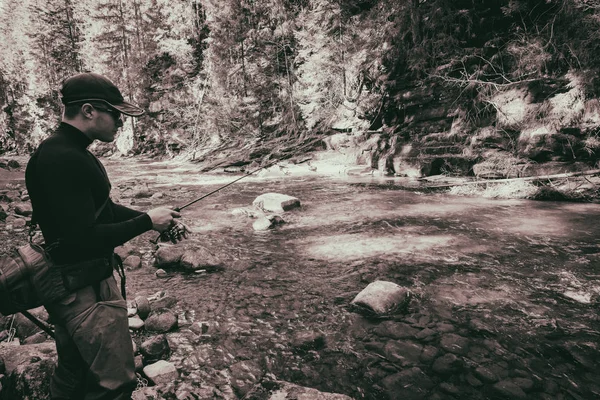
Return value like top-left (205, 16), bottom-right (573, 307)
top-left (92, 105), bottom-right (122, 120)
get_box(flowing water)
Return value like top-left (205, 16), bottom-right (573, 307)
top-left (107, 158), bottom-right (600, 399)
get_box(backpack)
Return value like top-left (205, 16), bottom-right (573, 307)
top-left (0, 243), bottom-right (66, 315)
top-left (0, 197), bottom-right (111, 316)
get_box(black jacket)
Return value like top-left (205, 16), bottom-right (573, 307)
top-left (25, 122), bottom-right (152, 264)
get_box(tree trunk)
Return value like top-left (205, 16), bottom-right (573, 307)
top-left (410, 0), bottom-right (422, 46)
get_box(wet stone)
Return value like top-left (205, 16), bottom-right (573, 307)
top-left (492, 380), bottom-right (527, 399)
top-left (474, 365), bottom-right (499, 383)
top-left (415, 328), bottom-right (437, 341)
top-left (466, 373), bottom-right (483, 387)
top-left (291, 331), bottom-right (326, 352)
top-left (468, 318), bottom-right (495, 336)
top-left (483, 339), bottom-right (506, 355)
top-left (420, 345), bottom-right (439, 364)
top-left (384, 340), bottom-right (423, 366)
top-left (373, 321), bottom-right (419, 339)
top-left (432, 353), bottom-right (463, 375)
top-left (439, 382), bottom-right (460, 395)
top-left (440, 333), bottom-right (470, 355)
top-left (512, 377), bottom-right (534, 392)
top-left (436, 323), bottom-right (455, 333)
top-left (380, 367), bottom-right (434, 400)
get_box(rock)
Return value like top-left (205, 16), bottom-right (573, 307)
top-left (151, 192), bottom-right (164, 199)
top-left (145, 312), bottom-right (178, 333)
top-left (128, 316), bottom-right (145, 330)
top-left (154, 245), bottom-right (185, 268)
top-left (291, 331), bottom-right (326, 352)
top-left (180, 247), bottom-right (222, 271)
top-left (252, 216), bottom-right (273, 231)
top-left (115, 244), bottom-right (136, 260)
top-left (2, 191), bottom-right (20, 202)
top-left (380, 367), bottom-right (434, 399)
top-left (132, 386), bottom-right (159, 400)
top-left (143, 360), bottom-right (178, 385)
top-left (420, 345), bottom-right (439, 364)
top-left (373, 321), bottom-right (419, 339)
top-left (13, 307), bottom-right (49, 340)
top-left (0, 342), bottom-right (56, 399)
top-left (228, 360), bottom-right (264, 397)
top-left (384, 340), bottom-right (423, 366)
top-left (123, 255), bottom-right (142, 269)
top-left (0, 205), bottom-right (7, 221)
top-left (134, 355), bottom-right (144, 372)
top-left (133, 189), bottom-right (153, 199)
top-left (492, 380), bottom-right (527, 399)
top-left (22, 332), bottom-right (48, 345)
top-left (150, 294), bottom-right (178, 311)
top-left (253, 379), bottom-right (353, 400)
top-left (439, 333), bottom-right (470, 355)
top-left (252, 193), bottom-right (300, 212)
top-left (474, 366), bottom-right (499, 383)
top-left (432, 353), bottom-right (463, 375)
top-left (351, 281), bottom-right (411, 316)
top-left (7, 160), bottom-right (20, 169)
top-left (135, 296), bottom-right (151, 320)
top-left (155, 269), bottom-right (167, 278)
top-left (140, 335), bottom-right (170, 362)
top-left (13, 202), bottom-right (33, 217)
top-left (12, 218), bottom-right (27, 228)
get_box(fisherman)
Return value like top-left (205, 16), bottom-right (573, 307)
top-left (25, 72), bottom-right (187, 400)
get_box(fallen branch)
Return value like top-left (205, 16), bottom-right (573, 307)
top-left (422, 169), bottom-right (600, 189)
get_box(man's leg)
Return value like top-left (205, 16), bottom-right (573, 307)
top-left (46, 275), bottom-right (136, 400)
top-left (49, 323), bottom-right (87, 400)
top-left (74, 276), bottom-right (136, 400)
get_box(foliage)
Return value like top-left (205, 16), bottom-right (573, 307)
top-left (1, 0), bottom-right (600, 158)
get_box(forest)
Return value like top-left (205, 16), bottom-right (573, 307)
top-left (2, 0), bottom-right (600, 166)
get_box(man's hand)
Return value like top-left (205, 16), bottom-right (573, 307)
top-left (147, 207), bottom-right (181, 232)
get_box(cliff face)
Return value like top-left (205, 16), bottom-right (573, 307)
top-left (360, 71), bottom-right (600, 179)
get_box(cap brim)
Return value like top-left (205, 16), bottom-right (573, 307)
top-left (109, 101), bottom-right (145, 117)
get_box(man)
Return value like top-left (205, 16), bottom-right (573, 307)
top-left (25, 72), bottom-right (184, 400)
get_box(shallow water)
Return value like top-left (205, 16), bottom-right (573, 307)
top-left (107, 159), bottom-right (600, 399)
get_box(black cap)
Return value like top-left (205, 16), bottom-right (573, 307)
top-left (60, 73), bottom-right (144, 117)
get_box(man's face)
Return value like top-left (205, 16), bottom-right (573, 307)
top-left (89, 105), bottom-right (124, 142)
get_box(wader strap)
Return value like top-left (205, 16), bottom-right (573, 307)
top-left (21, 310), bottom-right (55, 338)
top-left (115, 256), bottom-right (127, 300)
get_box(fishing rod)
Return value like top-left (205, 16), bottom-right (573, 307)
top-left (153, 134), bottom-right (332, 243)
top-left (153, 157), bottom-right (284, 243)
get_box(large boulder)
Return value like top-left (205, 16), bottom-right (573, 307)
top-left (252, 193), bottom-right (300, 212)
top-left (0, 342), bottom-right (56, 400)
top-left (351, 281), bottom-right (411, 316)
top-left (153, 245), bottom-right (185, 268)
top-left (180, 247), bottom-right (222, 272)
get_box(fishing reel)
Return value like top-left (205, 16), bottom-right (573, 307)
top-left (158, 222), bottom-right (189, 244)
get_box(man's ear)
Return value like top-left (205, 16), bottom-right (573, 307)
top-left (80, 103), bottom-right (95, 119)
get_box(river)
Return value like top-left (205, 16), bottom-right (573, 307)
top-left (36, 157), bottom-right (600, 398)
